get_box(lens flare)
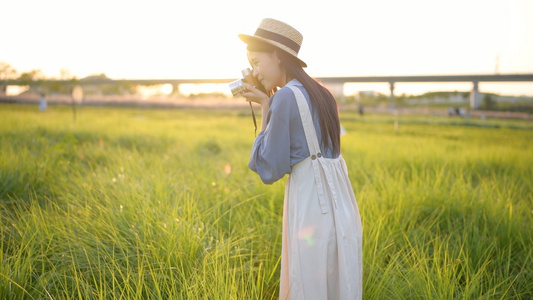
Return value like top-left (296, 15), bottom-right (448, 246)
top-left (298, 226), bottom-right (316, 246)
top-left (224, 163), bottom-right (231, 175)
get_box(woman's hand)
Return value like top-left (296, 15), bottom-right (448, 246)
top-left (240, 83), bottom-right (270, 132)
top-left (240, 83), bottom-right (269, 106)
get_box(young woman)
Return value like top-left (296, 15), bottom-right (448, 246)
top-left (238, 18), bottom-right (363, 299)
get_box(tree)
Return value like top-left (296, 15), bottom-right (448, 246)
top-left (17, 69), bottom-right (44, 86)
top-left (482, 94), bottom-right (497, 110)
top-left (60, 68), bottom-right (75, 80)
top-left (0, 62), bottom-right (18, 81)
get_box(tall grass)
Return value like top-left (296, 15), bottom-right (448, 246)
top-left (1, 104), bottom-right (532, 299)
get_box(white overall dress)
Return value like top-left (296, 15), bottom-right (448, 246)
top-left (279, 86), bottom-right (363, 300)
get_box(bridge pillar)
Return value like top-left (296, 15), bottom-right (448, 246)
top-left (470, 81), bottom-right (480, 109)
top-left (172, 83), bottom-right (180, 96)
top-left (389, 82), bottom-right (395, 108)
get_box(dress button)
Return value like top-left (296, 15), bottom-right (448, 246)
top-left (317, 153), bottom-right (322, 158)
top-left (311, 155), bottom-right (317, 160)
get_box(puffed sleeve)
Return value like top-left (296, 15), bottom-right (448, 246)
top-left (248, 88), bottom-right (295, 184)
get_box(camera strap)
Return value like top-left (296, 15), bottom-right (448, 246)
top-left (249, 101), bottom-right (257, 136)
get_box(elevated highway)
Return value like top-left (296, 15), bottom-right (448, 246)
top-left (3, 73), bottom-right (533, 109)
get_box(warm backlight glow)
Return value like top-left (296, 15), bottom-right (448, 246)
top-left (179, 84), bottom-right (232, 96)
top-left (1, 0), bottom-right (532, 96)
top-left (136, 84), bottom-right (173, 98)
top-left (6, 85), bottom-right (30, 96)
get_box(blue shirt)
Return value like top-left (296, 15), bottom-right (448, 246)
top-left (248, 79), bottom-right (337, 184)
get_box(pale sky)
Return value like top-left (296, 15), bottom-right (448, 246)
top-left (2, 0), bottom-right (533, 96)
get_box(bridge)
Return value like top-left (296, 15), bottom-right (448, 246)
top-left (3, 73), bottom-right (533, 109)
top-left (316, 74), bottom-right (533, 109)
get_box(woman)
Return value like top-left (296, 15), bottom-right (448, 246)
top-left (238, 18), bottom-right (362, 299)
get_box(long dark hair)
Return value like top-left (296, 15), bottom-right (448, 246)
top-left (247, 41), bottom-right (341, 156)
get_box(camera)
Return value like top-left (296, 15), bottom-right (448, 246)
top-left (228, 68), bottom-right (258, 96)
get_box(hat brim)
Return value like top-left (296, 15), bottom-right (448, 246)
top-left (239, 34), bottom-right (307, 68)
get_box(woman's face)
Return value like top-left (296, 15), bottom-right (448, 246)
top-left (247, 50), bottom-right (285, 90)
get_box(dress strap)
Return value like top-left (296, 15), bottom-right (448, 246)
top-left (287, 86), bottom-right (322, 159)
top-left (287, 85), bottom-right (329, 214)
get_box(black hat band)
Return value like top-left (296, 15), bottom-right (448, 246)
top-left (254, 28), bottom-right (301, 53)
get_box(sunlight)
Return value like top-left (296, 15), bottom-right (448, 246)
top-left (344, 83), bottom-right (390, 96)
top-left (136, 84), bottom-right (173, 98)
top-left (6, 85), bottom-right (30, 96)
top-left (178, 84), bottom-right (232, 96)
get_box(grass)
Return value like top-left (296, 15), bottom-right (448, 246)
top-left (1, 103), bottom-right (532, 299)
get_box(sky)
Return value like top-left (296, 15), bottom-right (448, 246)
top-left (1, 0), bottom-right (533, 96)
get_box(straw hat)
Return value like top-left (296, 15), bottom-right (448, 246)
top-left (239, 18), bottom-right (307, 68)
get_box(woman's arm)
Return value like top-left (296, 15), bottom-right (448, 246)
top-left (246, 87), bottom-right (297, 184)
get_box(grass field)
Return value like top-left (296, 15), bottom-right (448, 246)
top-left (1, 103), bottom-right (532, 299)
